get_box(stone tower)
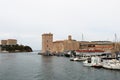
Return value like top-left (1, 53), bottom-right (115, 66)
top-left (42, 33), bottom-right (53, 53)
top-left (68, 35), bottom-right (72, 40)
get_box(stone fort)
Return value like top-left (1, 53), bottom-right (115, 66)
top-left (42, 33), bottom-right (113, 54)
top-left (42, 33), bottom-right (79, 53)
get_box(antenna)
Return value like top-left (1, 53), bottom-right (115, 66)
top-left (114, 33), bottom-right (118, 42)
top-left (82, 33), bottom-right (84, 41)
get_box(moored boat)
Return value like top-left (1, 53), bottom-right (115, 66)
top-left (83, 56), bottom-right (102, 68)
top-left (70, 57), bottom-right (87, 61)
top-left (102, 59), bottom-right (120, 70)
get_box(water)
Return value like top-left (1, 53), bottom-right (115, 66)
top-left (0, 52), bottom-right (120, 80)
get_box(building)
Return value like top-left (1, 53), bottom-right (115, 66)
top-left (0, 40), bottom-right (7, 45)
top-left (91, 41), bottom-right (113, 51)
top-left (42, 33), bottom-right (79, 53)
top-left (53, 40), bottom-right (64, 53)
top-left (7, 39), bottom-right (17, 45)
top-left (52, 36), bottom-right (79, 53)
top-left (63, 35), bottom-right (79, 51)
top-left (42, 33), bottom-right (53, 53)
top-left (0, 39), bottom-right (17, 45)
top-left (79, 41), bottom-right (113, 52)
top-left (42, 33), bottom-right (114, 54)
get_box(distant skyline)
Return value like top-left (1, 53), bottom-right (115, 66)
top-left (0, 0), bottom-right (120, 50)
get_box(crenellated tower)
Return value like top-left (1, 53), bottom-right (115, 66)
top-left (42, 33), bottom-right (53, 53)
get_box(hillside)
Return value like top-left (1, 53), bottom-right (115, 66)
top-left (0, 44), bottom-right (33, 52)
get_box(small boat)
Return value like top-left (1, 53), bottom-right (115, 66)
top-left (83, 56), bottom-right (102, 68)
top-left (76, 57), bottom-right (87, 62)
top-left (70, 57), bottom-right (87, 61)
top-left (102, 59), bottom-right (120, 70)
top-left (38, 52), bottom-right (42, 55)
top-left (64, 51), bottom-right (71, 57)
top-left (70, 57), bottom-right (77, 61)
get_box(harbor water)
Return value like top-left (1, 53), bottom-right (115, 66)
top-left (0, 52), bottom-right (120, 80)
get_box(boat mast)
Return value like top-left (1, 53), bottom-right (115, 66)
top-left (114, 33), bottom-right (118, 51)
top-left (112, 33), bottom-right (119, 58)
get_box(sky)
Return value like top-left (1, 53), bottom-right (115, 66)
top-left (0, 0), bottom-right (120, 50)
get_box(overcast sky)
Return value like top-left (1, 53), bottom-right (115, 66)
top-left (0, 0), bottom-right (120, 50)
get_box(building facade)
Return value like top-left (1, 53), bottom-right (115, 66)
top-left (79, 41), bottom-right (113, 52)
top-left (42, 33), bottom-right (79, 53)
top-left (7, 39), bottom-right (17, 45)
top-left (0, 40), bottom-right (7, 45)
top-left (42, 33), bottom-right (53, 53)
top-left (0, 39), bottom-right (17, 45)
top-left (42, 33), bottom-right (114, 54)
top-left (53, 41), bottom-right (64, 53)
top-left (63, 35), bottom-right (79, 51)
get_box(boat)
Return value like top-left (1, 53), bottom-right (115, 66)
top-left (102, 59), bottom-right (120, 70)
top-left (76, 57), bottom-right (87, 62)
top-left (102, 34), bottom-right (120, 70)
top-left (70, 57), bottom-right (77, 61)
top-left (70, 57), bottom-right (87, 61)
top-left (83, 56), bottom-right (102, 68)
top-left (64, 51), bottom-right (71, 57)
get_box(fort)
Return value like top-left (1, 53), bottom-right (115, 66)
top-left (42, 33), bottom-right (113, 54)
top-left (0, 39), bottom-right (17, 45)
top-left (0, 39), bottom-right (32, 52)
